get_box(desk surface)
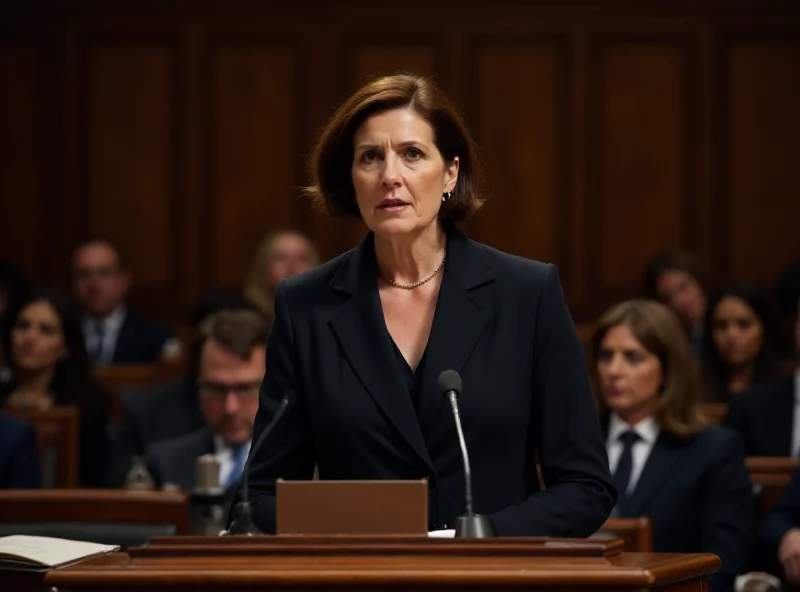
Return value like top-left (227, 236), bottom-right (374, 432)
top-left (38, 536), bottom-right (720, 590)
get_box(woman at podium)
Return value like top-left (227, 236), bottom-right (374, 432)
top-left (244, 74), bottom-right (616, 536)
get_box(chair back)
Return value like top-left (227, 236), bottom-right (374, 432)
top-left (593, 517), bottom-right (652, 552)
top-left (5, 405), bottom-right (79, 488)
top-left (747, 457), bottom-right (800, 516)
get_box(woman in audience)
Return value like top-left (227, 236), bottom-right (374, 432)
top-left (643, 250), bottom-right (715, 361)
top-left (592, 299), bottom-right (752, 592)
top-left (0, 289), bottom-right (109, 487)
top-left (701, 282), bottom-right (781, 402)
top-left (243, 230), bottom-right (319, 319)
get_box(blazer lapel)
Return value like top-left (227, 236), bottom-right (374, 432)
top-left (417, 225), bottom-right (495, 428)
top-left (622, 433), bottom-right (683, 516)
top-left (329, 233), bottom-right (433, 472)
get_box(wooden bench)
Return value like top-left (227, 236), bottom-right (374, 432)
top-left (0, 489), bottom-right (191, 548)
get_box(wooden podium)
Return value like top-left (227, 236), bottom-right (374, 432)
top-left (25, 535), bottom-right (718, 591)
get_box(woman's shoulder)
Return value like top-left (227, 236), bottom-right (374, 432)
top-left (468, 238), bottom-right (559, 292)
top-left (683, 424), bottom-right (746, 459)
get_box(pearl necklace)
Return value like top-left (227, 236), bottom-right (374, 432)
top-left (383, 256), bottom-right (446, 290)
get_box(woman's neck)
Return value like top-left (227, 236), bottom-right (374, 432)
top-left (727, 363), bottom-right (755, 394)
top-left (374, 222), bottom-right (446, 285)
top-left (15, 369), bottom-right (55, 401)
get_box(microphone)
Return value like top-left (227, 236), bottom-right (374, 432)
top-left (438, 369), bottom-right (497, 538)
top-left (224, 390), bottom-right (295, 535)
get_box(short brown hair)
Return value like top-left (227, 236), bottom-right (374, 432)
top-left (307, 74), bottom-right (485, 221)
top-left (642, 250), bottom-right (715, 302)
top-left (590, 299), bottom-right (707, 438)
top-left (197, 309), bottom-right (270, 361)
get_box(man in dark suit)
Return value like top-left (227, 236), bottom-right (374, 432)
top-left (0, 412), bottom-right (40, 489)
top-left (760, 467), bottom-right (800, 589)
top-left (144, 310), bottom-right (268, 493)
top-left (72, 238), bottom-right (174, 365)
top-left (726, 298), bottom-right (799, 457)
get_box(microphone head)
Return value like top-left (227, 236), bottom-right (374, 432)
top-left (438, 369), bottom-right (462, 398)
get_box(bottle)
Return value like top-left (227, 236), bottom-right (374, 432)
top-left (124, 456), bottom-right (155, 491)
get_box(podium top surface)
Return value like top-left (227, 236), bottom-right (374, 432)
top-left (43, 536), bottom-right (721, 590)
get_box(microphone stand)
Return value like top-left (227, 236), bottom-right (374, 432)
top-left (224, 394), bottom-right (292, 536)
top-left (447, 393), bottom-right (497, 538)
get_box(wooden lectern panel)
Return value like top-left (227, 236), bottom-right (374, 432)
top-left (276, 479), bottom-right (428, 535)
top-left (38, 536), bottom-right (720, 591)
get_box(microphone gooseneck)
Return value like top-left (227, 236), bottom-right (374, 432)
top-left (438, 369), bottom-right (497, 539)
top-left (447, 391), bottom-right (474, 516)
top-left (224, 391), bottom-right (294, 536)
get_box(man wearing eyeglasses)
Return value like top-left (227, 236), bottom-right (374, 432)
top-left (143, 309), bottom-right (269, 493)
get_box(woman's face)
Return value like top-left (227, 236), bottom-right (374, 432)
top-left (597, 324), bottom-right (663, 423)
top-left (11, 301), bottom-right (67, 373)
top-left (351, 108), bottom-right (458, 238)
top-left (267, 233), bottom-right (314, 291)
top-left (712, 296), bottom-right (764, 367)
top-left (656, 269), bottom-right (707, 327)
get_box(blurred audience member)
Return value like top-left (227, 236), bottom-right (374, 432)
top-left (72, 238), bottom-right (174, 365)
top-left (0, 261), bottom-right (30, 365)
top-left (0, 411), bottom-right (40, 489)
top-left (702, 283), bottom-right (780, 402)
top-left (0, 290), bottom-right (108, 486)
top-left (106, 292), bottom-right (257, 487)
top-left (243, 230), bottom-right (319, 318)
top-left (758, 466), bottom-right (800, 589)
top-left (144, 309), bottom-right (268, 497)
top-left (592, 299), bottom-right (752, 592)
top-left (643, 250), bottom-right (715, 360)
top-left (726, 297), bottom-right (800, 456)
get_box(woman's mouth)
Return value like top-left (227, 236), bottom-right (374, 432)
top-left (378, 199), bottom-right (408, 212)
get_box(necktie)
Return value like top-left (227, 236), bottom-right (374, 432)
top-left (90, 320), bottom-right (105, 365)
top-left (612, 430), bottom-right (641, 505)
top-left (225, 445), bottom-right (248, 489)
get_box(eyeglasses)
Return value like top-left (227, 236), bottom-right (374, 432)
top-left (197, 380), bottom-right (261, 402)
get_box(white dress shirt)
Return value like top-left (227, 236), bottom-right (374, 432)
top-left (791, 369), bottom-right (800, 458)
top-left (213, 436), bottom-right (252, 487)
top-left (606, 413), bottom-right (661, 495)
top-left (82, 306), bottom-right (127, 365)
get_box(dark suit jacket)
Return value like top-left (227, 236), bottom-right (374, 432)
top-left (725, 376), bottom-right (796, 457)
top-left (144, 427), bottom-right (239, 513)
top-left (611, 425), bottom-right (753, 592)
top-left (759, 466), bottom-right (800, 582)
top-left (111, 313), bottom-right (173, 364)
top-left (0, 412), bottom-right (40, 489)
top-left (106, 377), bottom-right (206, 487)
top-left (145, 427), bottom-right (215, 491)
top-left (247, 223), bottom-right (615, 535)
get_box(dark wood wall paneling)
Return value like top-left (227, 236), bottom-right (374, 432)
top-left (1, 2), bottom-right (798, 324)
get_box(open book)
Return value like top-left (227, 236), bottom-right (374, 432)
top-left (0, 535), bottom-right (119, 571)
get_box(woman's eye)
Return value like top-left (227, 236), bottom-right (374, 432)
top-left (406, 147), bottom-right (422, 159)
top-left (361, 150), bottom-right (379, 162)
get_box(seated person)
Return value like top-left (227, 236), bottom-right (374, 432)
top-left (105, 292), bottom-right (258, 487)
top-left (759, 466), bottom-right (800, 589)
top-left (72, 238), bottom-right (174, 365)
top-left (0, 412), bottom-right (40, 489)
top-left (701, 283), bottom-right (781, 403)
top-left (144, 309), bottom-right (268, 496)
top-left (725, 297), bottom-right (800, 457)
top-left (591, 299), bottom-right (753, 592)
top-left (0, 290), bottom-right (108, 487)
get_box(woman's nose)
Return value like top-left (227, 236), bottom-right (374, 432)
top-left (380, 154), bottom-right (401, 186)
